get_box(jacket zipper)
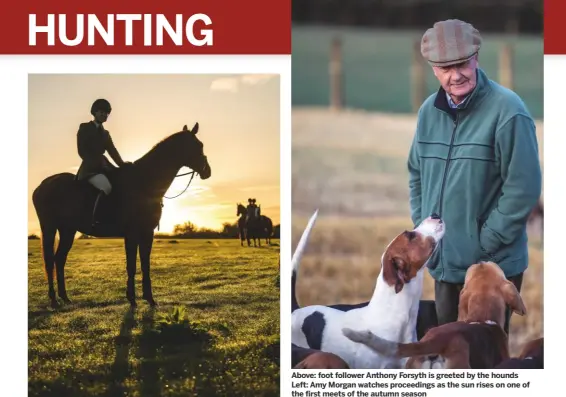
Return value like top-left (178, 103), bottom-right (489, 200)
top-left (438, 112), bottom-right (459, 216)
top-left (437, 112), bottom-right (459, 280)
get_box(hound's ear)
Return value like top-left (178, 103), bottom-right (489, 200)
top-left (192, 122), bottom-right (199, 134)
top-left (183, 124), bottom-right (188, 131)
top-left (500, 280), bottom-right (527, 316)
top-left (381, 253), bottom-right (404, 294)
top-left (457, 288), bottom-right (470, 321)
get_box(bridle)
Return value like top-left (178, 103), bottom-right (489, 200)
top-left (162, 155), bottom-right (208, 200)
top-left (163, 170), bottom-right (196, 200)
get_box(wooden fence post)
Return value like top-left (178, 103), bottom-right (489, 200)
top-left (411, 39), bottom-right (426, 112)
top-left (329, 37), bottom-right (343, 110)
top-left (499, 43), bottom-right (514, 90)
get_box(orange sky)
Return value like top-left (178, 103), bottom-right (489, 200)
top-left (28, 74), bottom-right (280, 234)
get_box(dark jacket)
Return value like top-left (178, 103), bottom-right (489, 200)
top-left (408, 68), bottom-right (542, 283)
top-left (76, 121), bottom-right (124, 180)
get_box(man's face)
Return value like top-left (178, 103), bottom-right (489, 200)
top-left (94, 109), bottom-right (109, 123)
top-left (432, 55), bottom-right (478, 102)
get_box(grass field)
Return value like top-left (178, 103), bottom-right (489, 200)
top-left (291, 107), bottom-right (544, 357)
top-left (292, 26), bottom-right (543, 119)
top-left (28, 238), bottom-right (280, 397)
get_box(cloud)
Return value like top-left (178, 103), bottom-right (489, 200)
top-left (210, 77), bottom-right (239, 93)
top-left (209, 74), bottom-right (277, 93)
top-left (240, 74), bottom-right (277, 86)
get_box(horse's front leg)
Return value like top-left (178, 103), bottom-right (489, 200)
top-left (139, 230), bottom-right (157, 306)
top-left (124, 236), bottom-right (138, 307)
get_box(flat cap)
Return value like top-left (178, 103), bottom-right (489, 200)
top-left (421, 19), bottom-right (482, 67)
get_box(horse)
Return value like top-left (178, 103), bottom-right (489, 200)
top-left (236, 203), bottom-right (247, 246)
top-left (259, 214), bottom-right (274, 245)
top-left (32, 123), bottom-right (211, 309)
top-left (245, 204), bottom-right (262, 247)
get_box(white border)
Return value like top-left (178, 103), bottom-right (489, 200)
top-left (542, 54), bottom-right (564, 375)
top-left (0, 54), bottom-right (291, 395)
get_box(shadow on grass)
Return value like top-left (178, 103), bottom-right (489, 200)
top-left (29, 306), bottom-right (280, 397)
top-left (105, 307), bottom-right (137, 397)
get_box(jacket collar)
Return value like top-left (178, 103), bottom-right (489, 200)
top-left (91, 120), bottom-right (104, 130)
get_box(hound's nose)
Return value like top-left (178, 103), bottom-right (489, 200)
top-left (431, 213), bottom-right (440, 220)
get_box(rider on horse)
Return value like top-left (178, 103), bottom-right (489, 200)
top-left (76, 99), bottom-right (130, 228)
top-left (246, 198), bottom-right (259, 220)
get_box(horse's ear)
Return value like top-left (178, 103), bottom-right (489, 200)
top-left (192, 122), bottom-right (199, 134)
top-left (182, 125), bottom-right (188, 131)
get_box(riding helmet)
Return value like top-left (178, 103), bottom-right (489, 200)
top-left (91, 99), bottom-right (112, 116)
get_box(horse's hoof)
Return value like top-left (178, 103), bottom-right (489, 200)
top-left (61, 297), bottom-right (72, 304)
top-left (50, 300), bottom-right (60, 309)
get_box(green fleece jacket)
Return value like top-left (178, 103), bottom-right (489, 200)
top-left (408, 68), bottom-right (541, 283)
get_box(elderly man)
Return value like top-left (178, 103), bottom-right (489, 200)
top-left (407, 19), bottom-right (541, 334)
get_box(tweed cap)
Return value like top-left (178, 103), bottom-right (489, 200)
top-left (421, 19), bottom-right (482, 67)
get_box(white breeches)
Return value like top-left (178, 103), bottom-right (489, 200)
top-left (88, 174), bottom-right (112, 195)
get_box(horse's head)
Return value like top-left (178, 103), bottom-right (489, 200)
top-left (237, 203), bottom-right (246, 216)
top-left (179, 123), bottom-right (211, 180)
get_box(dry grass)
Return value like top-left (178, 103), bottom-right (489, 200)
top-left (291, 107), bottom-right (544, 357)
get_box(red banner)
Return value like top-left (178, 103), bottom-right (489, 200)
top-left (0, 0), bottom-right (291, 54)
top-left (545, 0), bottom-right (565, 54)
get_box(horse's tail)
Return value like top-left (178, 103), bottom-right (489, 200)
top-left (292, 209), bottom-right (319, 313)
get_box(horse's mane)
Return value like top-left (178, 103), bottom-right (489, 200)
top-left (134, 131), bottom-right (187, 165)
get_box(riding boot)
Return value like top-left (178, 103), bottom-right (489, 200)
top-left (92, 191), bottom-right (105, 228)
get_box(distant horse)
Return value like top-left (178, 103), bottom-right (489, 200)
top-left (236, 203), bottom-right (247, 246)
top-left (259, 213), bottom-right (274, 245)
top-left (32, 123), bottom-right (211, 308)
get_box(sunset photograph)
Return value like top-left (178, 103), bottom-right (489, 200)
top-left (28, 73), bottom-right (280, 236)
top-left (28, 73), bottom-right (281, 396)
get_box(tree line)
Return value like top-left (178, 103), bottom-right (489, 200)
top-left (28, 221), bottom-right (281, 240)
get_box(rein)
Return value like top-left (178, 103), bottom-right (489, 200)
top-left (163, 170), bottom-right (196, 200)
top-left (156, 170), bottom-right (196, 232)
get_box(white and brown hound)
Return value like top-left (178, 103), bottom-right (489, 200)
top-left (291, 210), bottom-right (445, 369)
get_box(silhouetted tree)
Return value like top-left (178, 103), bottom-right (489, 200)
top-left (173, 221), bottom-right (197, 237)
